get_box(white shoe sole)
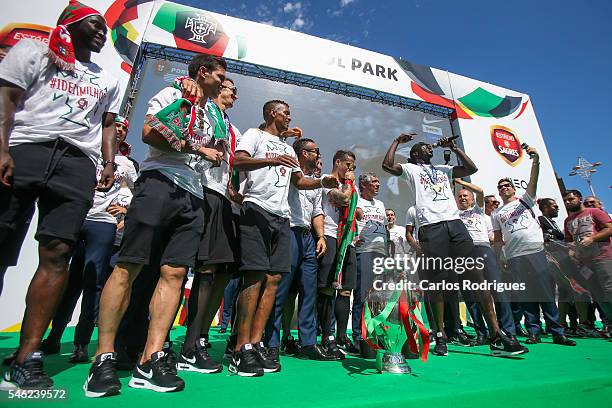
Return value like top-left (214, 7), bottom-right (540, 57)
top-left (490, 348), bottom-right (527, 357)
top-left (228, 364), bottom-right (263, 377)
top-left (0, 379), bottom-right (17, 390)
top-left (176, 362), bottom-right (222, 374)
top-left (82, 381), bottom-right (120, 398)
top-left (128, 377), bottom-right (184, 392)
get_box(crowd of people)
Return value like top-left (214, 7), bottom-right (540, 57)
top-left (0, 0), bottom-right (610, 397)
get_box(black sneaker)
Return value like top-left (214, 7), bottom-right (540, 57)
top-left (458, 327), bottom-right (475, 340)
top-left (552, 336), bottom-right (577, 346)
top-left (267, 347), bottom-right (280, 364)
top-left (337, 335), bottom-right (360, 355)
top-left (70, 345), bottom-right (89, 363)
top-left (162, 342), bottom-right (177, 375)
top-left (281, 335), bottom-right (300, 355)
top-left (201, 335), bottom-right (212, 348)
top-left (432, 332), bottom-right (448, 356)
top-left (253, 342), bottom-right (281, 373)
top-left (297, 344), bottom-right (340, 361)
top-left (321, 336), bottom-right (345, 360)
top-left (474, 334), bottom-right (489, 346)
top-left (525, 334), bottom-right (541, 344)
top-left (1, 351), bottom-right (53, 390)
top-left (228, 344), bottom-right (264, 377)
top-left (449, 331), bottom-right (475, 347)
top-left (128, 351), bottom-right (185, 392)
top-left (224, 334), bottom-right (237, 360)
top-left (515, 326), bottom-right (529, 337)
top-left (177, 339), bottom-right (222, 374)
top-left (490, 332), bottom-right (528, 357)
top-left (83, 352), bottom-right (120, 398)
top-left (39, 339), bottom-right (61, 355)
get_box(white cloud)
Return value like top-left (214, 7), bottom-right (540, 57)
top-left (283, 2), bottom-right (302, 13)
top-left (340, 0), bottom-right (356, 6)
top-left (291, 17), bottom-right (305, 30)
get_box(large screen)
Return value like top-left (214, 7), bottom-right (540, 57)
top-left (129, 58), bottom-right (457, 225)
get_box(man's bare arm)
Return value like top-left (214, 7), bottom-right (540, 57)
top-left (0, 82), bottom-right (25, 187)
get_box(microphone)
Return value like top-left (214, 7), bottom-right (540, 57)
top-left (521, 142), bottom-right (536, 158)
top-left (432, 135), bottom-right (460, 148)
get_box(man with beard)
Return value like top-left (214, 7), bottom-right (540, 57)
top-left (491, 146), bottom-right (575, 347)
top-left (0, 1), bottom-right (121, 389)
top-left (383, 133), bottom-right (525, 357)
top-left (563, 190), bottom-right (612, 331)
top-left (230, 101), bottom-right (338, 376)
top-left (264, 137), bottom-right (337, 361)
top-left (455, 178), bottom-right (517, 345)
top-left (84, 53), bottom-right (225, 396)
top-left (316, 150), bottom-right (358, 359)
top-left (179, 77), bottom-right (242, 375)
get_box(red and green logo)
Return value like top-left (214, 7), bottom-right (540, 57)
top-left (490, 125), bottom-right (522, 166)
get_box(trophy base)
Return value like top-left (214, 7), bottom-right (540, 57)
top-left (376, 352), bottom-right (412, 374)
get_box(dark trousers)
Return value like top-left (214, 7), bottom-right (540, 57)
top-left (220, 277), bottom-right (241, 329)
top-left (48, 220), bottom-right (116, 345)
top-left (508, 250), bottom-right (564, 337)
top-left (467, 246), bottom-right (516, 336)
top-left (265, 227), bottom-right (318, 348)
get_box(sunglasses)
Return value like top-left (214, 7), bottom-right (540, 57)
top-left (497, 183), bottom-right (513, 190)
top-left (584, 201), bottom-right (597, 206)
top-left (345, 162), bottom-right (357, 171)
top-left (303, 147), bottom-right (320, 155)
top-left (221, 84), bottom-right (238, 96)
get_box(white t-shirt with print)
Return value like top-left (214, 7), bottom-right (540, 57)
top-left (201, 113), bottom-right (241, 197)
top-left (388, 225), bottom-right (409, 256)
top-left (86, 155), bottom-right (137, 224)
top-left (140, 87), bottom-right (216, 199)
top-left (237, 128), bottom-right (301, 218)
top-left (459, 204), bottom-right (490, 247)
top-left (289, 174), bottom-right (323, 229)
top-left (0, 39), bottom-right (121, 164)
top-left (356, 197), bottom-right (387, 255)
top-left (492, 193), bottom-right (544, 259)
top-left (399, 162), bottom-right (459, 227)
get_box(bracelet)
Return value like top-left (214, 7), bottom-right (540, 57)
top-left (103, 160), bottom-right (117, 171)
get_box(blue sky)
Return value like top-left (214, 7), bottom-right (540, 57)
top-left (175, 0), bottom-right (611, 208)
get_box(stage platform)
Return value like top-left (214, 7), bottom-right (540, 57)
top-left (1, 327), bottom-right (611, 407)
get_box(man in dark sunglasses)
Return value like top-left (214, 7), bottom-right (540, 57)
top-left (492, 147), bottom-right (575, 347)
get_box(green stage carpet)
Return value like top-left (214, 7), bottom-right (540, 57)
top-left (1, 327), bottom-right (611, 407)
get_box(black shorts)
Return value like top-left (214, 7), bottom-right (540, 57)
top-left (239, 201), bottom-right (291, 273)
top-left (196, 186), bottom-right (237, 267)
top-left (0, 140), bottom-right (96, 248)
top-left (117, 171), bottom-right (204, 268)
top-left (0, 204), bottom-right (34, 266)
top-left (418, 219), bottom-right (480, 284)
top-left (318, 235), bottom-right (357, 290)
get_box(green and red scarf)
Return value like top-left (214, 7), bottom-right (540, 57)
top-left (332, 180), bottom-right (358, 289)
top-left (48, 1), bottom-right (104, 72)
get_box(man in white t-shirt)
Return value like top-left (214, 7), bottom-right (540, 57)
top-left (492, 146), bottom-right (575, 347)
top-left (387, 209), bottom-right (409, 257)
top-left (383, 133), bottom-right (525, 357)
top-left (264, 137), bottom-right (337, 361)
top-left (316, 150), bottom-right (359, 359)
top-left (41, 116), bottom-right (137, 363)
top-left (179, 77), bottom-right (242, 375)
top-left (351, 172), bottom-right (387, 351)
top-left (484, 195), bottom-right (500, 242)
top-left (0, 3), bottom-right (121, 389)
top-left (230, 100), bottom-right (337, 376)
top-left (455, 178), bottom-right (517, 345)
top-left (85, 54), bottom-right (226, 397)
